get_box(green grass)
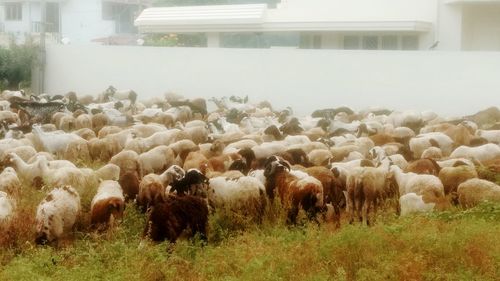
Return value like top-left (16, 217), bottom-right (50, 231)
top-left (1, 201), bottom-right (499, 280)
top-left (1, 177), bottom-right (500, 281)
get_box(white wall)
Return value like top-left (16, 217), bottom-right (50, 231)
top-left (270, 0), bottom-right (437, 23)
top-left (60, 0), bottom-right (115, 44)
top-left (462, 5), bottom-right (500, 51)
top-left (44, 45), bottom-right (500, 118)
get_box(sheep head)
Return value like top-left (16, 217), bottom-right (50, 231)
top-left (263, 156), bottom-right (291, 178)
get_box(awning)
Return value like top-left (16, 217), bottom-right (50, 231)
top-left (135, 4), bottom-right (267, 32)
top-left (135, 4), bottom-right (432, 33)
top-left (446, 0), bottom-right (500, 4)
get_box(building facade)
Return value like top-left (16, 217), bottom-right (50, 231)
top-left (0, 0), bottom-right (151, 45)
top-left (135, 0), bottom-right (500, 51)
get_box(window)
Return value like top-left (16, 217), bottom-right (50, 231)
top-left (381, 35), bottom-right (398, 50)
top-left (402, 35), bottom-right (419, 50)
top-left (343, 35), bottom-right (420, 50)
top-left (5, 3), bottom-right (22, 21)
top-left (362, 36), bottom-right (378, 50)
top-left (343, 36), bottom-right (360, 50)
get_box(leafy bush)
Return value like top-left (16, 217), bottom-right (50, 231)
top-left (0, 42), bottom-right (38, 91)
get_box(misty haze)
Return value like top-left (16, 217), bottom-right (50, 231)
top-left (0, 1), bottom-right (499, 280)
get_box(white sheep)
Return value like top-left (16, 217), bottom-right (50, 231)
top-left (35, 186), bottom-right (81, 245)
top-left (475, 129), bottom-right (500, 144)
top-left (208, 176), bottom-right (265, 211)
top-left (399, 193), bottom-right (435, 216)
top-left (0, 167), bottom-right (21, 196)
top-left (95, 164), bottom-right (121, 181)
top-left (449, 143), bottom-right (500, 163)
top-left (90, 180), bottom-right (125, 227)
top-left (409, 132), bottom-right (454, 158)
top-left (138, 145), bottom-right (176, 176)
top-left (457, 179), bottom-right (500, 208)
top-left (0, 191), bottom-right (14, 223)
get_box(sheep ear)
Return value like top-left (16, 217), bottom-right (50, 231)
top-left (280, 160), bottom-right (291, 171)
top-left (263, 162), bottom-right (275, 177)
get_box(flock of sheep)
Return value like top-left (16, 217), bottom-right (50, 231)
top-left (0, 87), bottom-right (499, 246)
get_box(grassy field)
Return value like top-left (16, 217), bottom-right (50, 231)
top-left (1, 185), bottom-right (499, 281)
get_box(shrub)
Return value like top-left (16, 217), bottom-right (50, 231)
top-left (0, 42), bottom-right (38, 91)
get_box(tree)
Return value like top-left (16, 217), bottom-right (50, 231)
top-left (153, 0), bottom-right (279, 7)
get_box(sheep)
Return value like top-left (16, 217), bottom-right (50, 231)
top-left (438, 165), bottom-right (478, 203)
top-left (420, 147), bottom-right (443, 160)
top-left (476, 129), bottom-right (500, 144)
top-left (457, 179), bottom-right (500, 208)
top-left (88, 137), bottom-right (120, 163)
top-left (308, 149), bottom-right (332, 166)
top-left (73, 128), bottom-right (96, 141)
top-left (36, 158), bottom-right (97, 191)
top-left (57, 115), bottom-right (76, 132)
top-left (97, 125), bottom-right (122, 138)
top-left (91, 113), bottom-right (110, 134)
top-left (208, 176), bottom-right (266, 218)
top-left (346, 163), bottom-right (394, 225)
top-left (449, 143), bottom-right (500, 163)
top-left (405, 158), bottom-right (441, 176)
top-left (95, 164), bottom-right (121, 181)
top-left (264, 156), bottom-right (324, 224)
top-left (0, 167), bottom-right (21, 196)
top-left (90, 180), bottom-right (125, 229)
top-left (399, 193), bottom-right (435, 216)
top-left (5, 152), bottom-right (45, 186)
top-left (183, 151), bottom-right (212, 175)
top-left (75, 114), bottom-right (93, 130)
top-left (137, 165), bottom-right (185, 211)
top-left (437, 158), bottom-right (475, 169)
top-left (0, 191), bottom-right (14, 223)
top-left (3, 145), bottom-right (37, 163)
top-left (409, 132), bottom-right (454, 158)
top-left (390, 165), bottom-right (447, 210)
top-left (170, 169), bottom-right (209, 198)
top-left (110, 150), bottom-right (142, 177)
top-left (131, 123), bottom-right (166, 138)
top-left (31, 125), bottom-right (83, 156)
top-left (304, 166), bottom-right (345, 226)
top-left (138, 145), bottom-right (176, 176)
top-left (35, 186), bottom-right (81, 245)
top-left (63, 137), bottom-right (91, 163)
top-left (143, 195), bottom-right (208, 243)
top-left (119, 171), bottom-right (140, 201)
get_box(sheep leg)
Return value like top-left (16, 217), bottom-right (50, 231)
top-left (287, 206), bottom-right (299, 225)
top-left (363, 200), bottom-right (371, 226)
top-left (334, 203), bottom-right (341, 228)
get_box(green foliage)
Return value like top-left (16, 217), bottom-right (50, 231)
top-left (1, 173), bottom-right (499, 280)
top-left (153, 0), bottom-right (279, 7)
top-left (143, 33), bottom-right (207, 47)
top-left (0, 43), bottom-right (38, 91)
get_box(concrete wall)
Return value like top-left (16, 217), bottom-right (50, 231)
top-left (462, 5), bottom-right (500, 51)
top-left (60, 0), bottom-right (115, 44)
top-left (44, 45), bottom-right (500, 118)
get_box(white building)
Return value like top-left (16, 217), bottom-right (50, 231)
top-left (135, 0), bottom-right (500, 51)
top-left (0, 0), bottom-right (151, 45)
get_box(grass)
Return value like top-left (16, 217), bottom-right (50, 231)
top-left (1, 180), bottom-right (500, 280)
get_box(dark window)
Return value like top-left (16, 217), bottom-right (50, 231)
top-left (5, 3), bottom-right (22, 21)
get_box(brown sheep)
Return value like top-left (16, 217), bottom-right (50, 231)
top-left (457, 178), bottom-right (500, 208)
top-left (183, 151), bottom-right (213, 175)
top-left (264, 156), bottom-right (324, 224)
top-left (438, 165), bottom-right (478, 201)
top-left (305, 166), bottom-right (345, 227)
top-left (91, 113), bottom-right (110, 134)
top-left (143, 195), bottom-right (208, 243)
top-left (405, 158), bottom-right (441, 176)
top-left (90, 180), bottom-right (125, 229)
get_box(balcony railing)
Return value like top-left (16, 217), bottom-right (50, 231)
top-left (32, 21), bottom-right (60, 33)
